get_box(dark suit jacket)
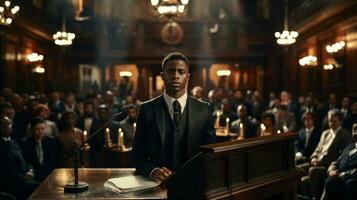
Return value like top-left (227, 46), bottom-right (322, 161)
top-left (132, 95), bottom-right (216, 178)
top-left (76, 116), bottom-right (99, 133)
top-left (328, 143), bottom-right (357, 179)
top-left (20, 136), bottom-right (60, 181)
top-left (311, 127), bottom-right (352, 167)
top-left (0, 138), bottom-right (29, 185)
top-left (295, 127), bottom-right (321, 159)
top-left (119, 117), bottom-right (135, 148)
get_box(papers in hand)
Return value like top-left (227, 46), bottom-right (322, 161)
top-left (104, 175), bottom-right (160, 193)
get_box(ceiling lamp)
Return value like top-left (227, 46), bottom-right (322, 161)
top-left (274, 0), bottom-right (298, 45)
top-left (326, 41), bottom-right (345, 54)
top-left (0, 0), bottom-right (20, 25)
top-left (151, 0), bottom-right (189, 19)
top-left (299, 55), bottom-right (317, 67)
top-left (217, 70), bottom-right (231, 77)
top-left (53, 16), bottom-right (75, 46)
top-left (119, 71), bottom-right (133, 77)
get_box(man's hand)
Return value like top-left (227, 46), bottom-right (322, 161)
top-left (24, 171), bottom-right (34, 180)
top-left (151, 167), bottom-right (172, 182)
top-left (328, 170), bottom-right (340, 180)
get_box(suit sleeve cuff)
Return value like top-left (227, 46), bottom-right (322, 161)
top-left (149, 167), bottom-right (160, 179)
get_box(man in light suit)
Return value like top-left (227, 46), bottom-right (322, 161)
top-left (300, 109), bottom-right (352, 199)
top-left (321, 123), bottom-right (357, 200)
top-left (132, 52), bottom-right (216, 183)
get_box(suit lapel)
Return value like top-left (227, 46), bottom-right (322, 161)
top-left (154, 95), bottom-right (166, 145)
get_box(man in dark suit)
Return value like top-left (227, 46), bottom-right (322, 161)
top-left (0, 115), bottom-right (39, 199)
top-left (321, 123), bottom-right (357, 200)
top-left (21, 117), bottom-right (60, 181)
top-left (300, 109), bottom-right (352, 199)
top-left (230, 104), bottom-right (257, 139)
top-left (76, 101), bottom-right (98, 134)
top-left (132, 52), bottom-right (216, 183)
top-left (295, 112), bottom-right (321, 164)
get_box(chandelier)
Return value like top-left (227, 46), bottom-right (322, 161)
top-left (299, 55), bottom-right (317, 67)
top-left (0, 0), bottom-right (20, 25)
top-left (274, 0), bottom-right (298, 45)
top-left (151, 0), bottom-right (189, 19)
top-left (326, 41), bottom-right (345, 54)
top-left (53, 16), bottom-right (75, 46)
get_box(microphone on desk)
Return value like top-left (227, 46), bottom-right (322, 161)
top-left (64, 105), bottom-right (128, 193)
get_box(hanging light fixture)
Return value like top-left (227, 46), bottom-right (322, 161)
top-left (151, 0), bottom-right (189, 19)
top-left (217, 70), bottom-right (231, 77)
top-left (299, 55), bottom-right (317, 67)
top-left (0, 0), bottom-right (20, 25)
top-left (53, 16), bottom-right (75, 46)
top-left (274, 0), bottom-right (298, 45)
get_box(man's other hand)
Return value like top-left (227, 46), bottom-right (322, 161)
top-left (151, 167), bottom-right (172, 182)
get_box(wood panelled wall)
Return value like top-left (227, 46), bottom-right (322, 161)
top-left (286, 2), bottom-right (357, 99)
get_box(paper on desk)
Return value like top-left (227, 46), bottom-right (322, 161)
top-left (104, 175), bottom-right (160, 193)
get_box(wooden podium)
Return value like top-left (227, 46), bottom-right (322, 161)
top-left (166, 133), bottom-right (300, 199)
top-left (29, 133), bottom-right (299, 200)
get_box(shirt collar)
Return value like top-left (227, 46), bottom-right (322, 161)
top-left (331, 126), bottom-right (341, 135)
top-left (1, 136), bottom-right (11, 142)
top-left (306, 127), bottom-right (314, 133)
top-left (163, 91), bottom-right (187, 114)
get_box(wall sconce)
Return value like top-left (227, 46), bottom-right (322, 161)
top-left (32, 65), bottom-right (45, 73)
top-left (326, 41), bottom-right (345, 54)
top-left (119, 71), bottom-right (133, 77)
top-left (217, 69), bottom-right (231, 77)
top-left (299, 55), bottom-right (317, 67)
top-left (27, 53), bottom-right (44, 62)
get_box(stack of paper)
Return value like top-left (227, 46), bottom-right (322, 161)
top-left (104, 175), bottom-right (160, 193)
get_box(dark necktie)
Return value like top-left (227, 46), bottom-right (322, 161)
top-left (173, 100), bottom-right (181, 126)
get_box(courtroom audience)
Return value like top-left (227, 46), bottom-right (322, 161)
top-left (300, 109), bottom-right (352, 199)
top-left (0, 86), bottom-right (356, 198)
top-left (320, 123), bottom-right (357, 200)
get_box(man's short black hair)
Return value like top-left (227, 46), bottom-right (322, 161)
top-left (162, 52), bottom-right (190, 70)
top-left (30, 117), bottom-right (45, 129)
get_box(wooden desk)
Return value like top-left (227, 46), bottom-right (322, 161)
top-left (29, 168), bottom-right (167, 200)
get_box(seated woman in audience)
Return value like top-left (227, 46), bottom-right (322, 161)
top-left (258, 112), bottom-right (276, 136)
top-left (295, 112), bottom-right (321, 165)
top-left (26, 104), bottom-right (59, 138)
top-left (58, 111), bottom-right (83, 167)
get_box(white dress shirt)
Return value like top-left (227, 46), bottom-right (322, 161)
top-left (163, 91), bottom-right (187, 120)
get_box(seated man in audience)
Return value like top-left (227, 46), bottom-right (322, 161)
top-left (300, 109), bottom-right (352, 199)
top-left (230, 104), bottom-right (257, 139)
top-left (119, 104), bottom-right (138, 149)
top-left (0, 115), bottom-right (39, 199)
top-left (26, 104), bottom-right (59, 138)
top-left (295, 112), bottom-right (321, 164)
top-left (274, 104), bottom-right (296, 132)
top-left (214, 98), bottom-right (238, 127)
top-left (321, 123), bottom-right (357, 200)
top-left (21, 117), bottom-right (60, 181)
top-left (76, 101), bottom-right (98, 135)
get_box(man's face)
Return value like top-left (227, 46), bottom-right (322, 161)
top-left (280, 92), bottom-right (289, 102)
top-left (161, 60), bottom-right (190, 94)
top-left (328, 115), bottom-right (341, 130)
top-left (1, 107), bottom-right (15, 120)
top-left (342, 98), bottom-right (350, 109)
top-left (237, 106), bottom-right (247, 119)
top-left (304, 114), bottom-right (314, 128)
top-left (128, 108), bottom-right (138, 121)
top-left (32, 123), bottom-right (45, 141)
top-left (98, 109), bottom-right (109, 120)
top-left (0, 116), bottom-right (12, 137)
top-left (84, 104), bottom-right (94, 115)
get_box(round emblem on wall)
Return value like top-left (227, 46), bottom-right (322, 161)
top-left (161, 21), bottom-right (184, 45)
